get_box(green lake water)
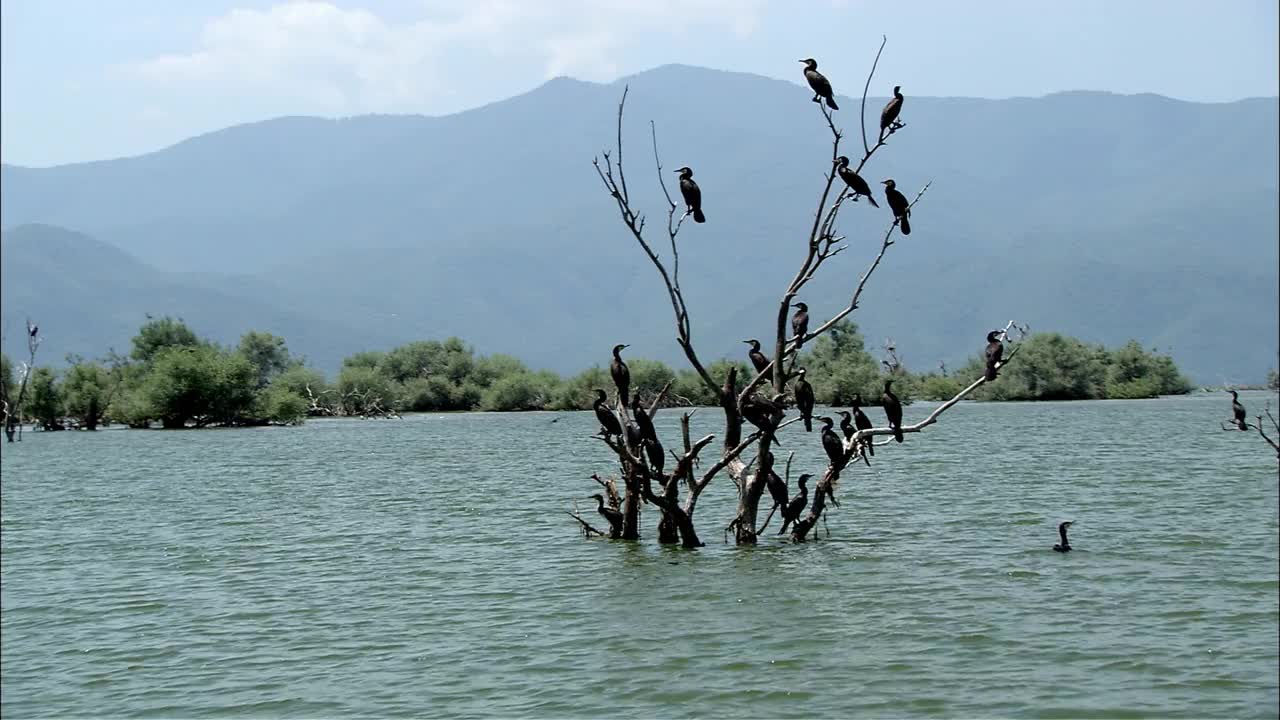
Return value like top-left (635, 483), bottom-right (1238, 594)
top-left (2, 391), bottom-right (1277, 718)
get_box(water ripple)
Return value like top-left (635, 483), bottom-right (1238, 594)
top-left (2, 392), bottom-right (1278, 718)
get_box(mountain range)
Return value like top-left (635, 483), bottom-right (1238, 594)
top-left (2, 64), bottom-right (1277, 383)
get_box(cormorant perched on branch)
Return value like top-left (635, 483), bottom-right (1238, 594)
top-left (590, 493), bottom-right (623, 534)
top-left (799, 58), bottom-right (838, 110)
top-left (835, 156), bottom-right (879, 207)
top-left (741, 393), bottom-right (785, 447)
top-left (984, 331), bottom-right (1005, 382)
top-left (674, 167), bottom-right (706, 223)
top-left (631, 392), bottom-right (657, 446)
top-left (795, 368), bottom-right (815, 432)
top-left (880, 85), bottom-right (904, 137)
top-left (29, 325), bottom-right (38, 337)
top-left (645, 434), bottom-right (665, 477)
top-left (610, 344), bottom-right (630, 405)
top-left (881, 379), bottom-right (904, 443)
top-left (791, 302), bottom-right (810, 349)
top-left (837, 410), bottom-right (854, 442)
top-left (1230, 390), bottom-right (1248, 431)
top-left (1053, 521), bottom-right (1073, 552)
top-left (851, 394), bottom-right (874, 457)
top-left (819, 416), bottom-right (845, 469)
top-left (743, 339), bottom-right (770, 375)
top-left (779, 474), bottom-right (811, 535)
top-left (593, 389), bottom-right (623, 438)
top-left (881, 179), bottom-right (911, 235)
top-left (624, 420), bottom-right (644, 454)
top-left (763, 452), bottom-right (789, 509)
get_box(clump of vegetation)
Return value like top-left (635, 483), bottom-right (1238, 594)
top-left (902, 333), bottom-right (1193, 401)
top-left (2, 317), bottom-right (311, 430)
top-left (0, 317), bottom-right (1198, 432)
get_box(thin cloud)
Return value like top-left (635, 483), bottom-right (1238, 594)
top-left (120, 0), bottom-right (763, 114)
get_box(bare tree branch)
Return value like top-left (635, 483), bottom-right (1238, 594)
top-left (592, 88), bottom-right (717, 396)
top-left (5, 318), bottom-right (41, 442)
top-left (860, 36), bottom-right (888, 156)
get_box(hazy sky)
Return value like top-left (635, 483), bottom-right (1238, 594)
top-left (3, 0), bottom-right (1277, 167)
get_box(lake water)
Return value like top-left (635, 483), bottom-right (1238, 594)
top-left (2, 391), bottom-right (1277, 718)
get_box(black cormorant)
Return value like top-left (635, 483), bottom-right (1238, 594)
top-left (1230, 390), bottom-right (1248, 431)
top-left (645, 434), bottom-right (665, 477)
top-left (851, 394), bottom-right (874, 457)
top-left (743, 339), bottom-right (770, 375)
top-left (800, 59), bottom-right (839, 110)
top-left (593, 389), bottom-right (623, 438)
top-left (763, 452), bottom-right (789, 509)
top-left (590, 493), bottom-right (623, 532)
top-left (1053, 521), bottom-right (1073, 552)
top-left (880, 85), bottom-right (904, 136)
top-left (632, 392), bottom-right (657, 445)
top-left (837, 410), bottom-right (854, 441)
top-left (881, 179), bottom-right (911, 235)
top-left (819, 416), bottom-right (845, 468)
top-left (29, 325), bottom-right (38, 337)
top-left (795, 368), bottom-right (815, 432)
top-left (742, 393), bottom-right (786, 446)
top-left (984, 331), bottom-right (1005, 382)
top-left (835, 156), bottom-right (879, 207)
top-left (882, 379), bottom-right (904, 443)
top-left (610, 344), bottom-right (630, 405)
top-left (674, 167), bottom-right (706, 223)
top-left (791, 302), bottom-right (810, 349)
top-left (779, 474), bottom-right (811, 535)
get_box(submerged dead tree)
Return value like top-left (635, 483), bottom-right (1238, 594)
top-left (1220, 392), bottom-right (1280, 459)
top-left (572, 39), bottom-right (1025, 546)
top-left (3, 319), bottom-right (42, 443)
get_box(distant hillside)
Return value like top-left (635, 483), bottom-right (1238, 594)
top-left (2, 65), bottom-right (1277, 382)
top-left (0, 224), bottom-right (386, 369)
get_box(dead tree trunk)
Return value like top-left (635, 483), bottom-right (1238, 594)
top-left (581, 38), bottom-right (1028, 547)
top-left (4, 319), bottom-right (41, 443)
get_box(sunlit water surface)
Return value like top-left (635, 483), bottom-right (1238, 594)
top-left (2, 391), bottom-right (1277, 718)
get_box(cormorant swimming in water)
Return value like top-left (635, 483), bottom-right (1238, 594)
top-left (881, 179), bottom-right (911, 235)
top-left (590, 493), bottom-right (623, 533)
top-left (851, 394), bottom-right (874, 457)
top-left (984, 330), bottom-right (1005, 382)
top-left (819, 416), bottom-right (845, 468)
top-left (799, 58), bottom-right (839, 110)
top-left (1053, 521), bottom-right (1073, 552)
top-left (610, 344), bottom-right (630, 405)
top-left (882, 379), bottom-right (904, 443)
top-left (675, 167), bottom-right (706, 223)
top-left (791, 302), bottom-right (810, 349)
top-left (743, 339), bottom-right (771, 375)
top-left (1230, 390), bottom-right (1249, 431)
top-left (880, 85), bottom-right (904, 138)
top-left (835, 156), bottom-right (879, 207)
top-left (593, 389), bottom-right (623, 438)
top-left (779, 474), bottom-right (811, 535)
top-left (631, 392), bottom-right (657, 446)
top-left (794, 368), bottom-right (815, 432)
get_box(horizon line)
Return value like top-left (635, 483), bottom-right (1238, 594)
top-left (4, 63), bottom-right (1277, 170)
